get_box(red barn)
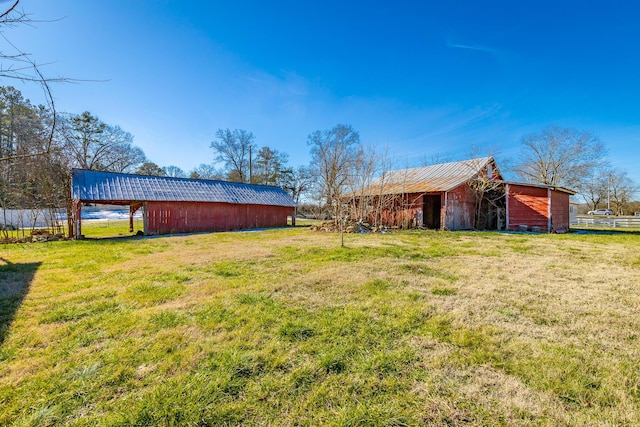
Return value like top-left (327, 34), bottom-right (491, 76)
top-left (71, 169), bottom-right (296, 238)
top-left (349, 157), bottom-right (574, 232)
top-left (505, 182), bottom-right (573, 233)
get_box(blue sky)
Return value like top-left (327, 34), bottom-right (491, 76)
top-left (8, 1), bottom-right (640, 185)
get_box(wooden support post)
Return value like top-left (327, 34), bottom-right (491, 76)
top-left (547, 188), bottom-right (552, 233)
top-left (505, 184), bottom-right (510, 231)
top-left (74, 201), bottom-right (83, 240)
top-left (129, 203), bottom-right (143, 234)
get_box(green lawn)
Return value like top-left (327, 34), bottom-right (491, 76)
top-left (1, 226), bottom-right (639, 426)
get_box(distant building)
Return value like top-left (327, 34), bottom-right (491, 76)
top-left (71, 169), bottom-right (296, 238)
top-left (569, 203), bottom-right (579, 225)
top-left (349, 157), bottom-right (574, 233)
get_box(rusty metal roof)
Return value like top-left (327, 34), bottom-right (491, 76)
top-left (360, 157), bottom-right (496, 195)
top-left (72, 169), bottom-right (296, 207)
top-left (502, 181), bottom-right (576, 195)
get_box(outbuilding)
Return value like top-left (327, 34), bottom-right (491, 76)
top-left (71, 169), bottom-right (296, 238)
top-left (504, 182), bottom-right (574, 233)
top-left (349, 157), bottom-right (574, 233)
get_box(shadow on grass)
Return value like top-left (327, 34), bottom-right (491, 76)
top-left (82, 234), bottom-right (144, 241)
top-left (0, 257), bottom-right (41, 345)
top-left (571, 228), bottom-right (640, 236)
top-left (81, 225), bottom-right (304, 241)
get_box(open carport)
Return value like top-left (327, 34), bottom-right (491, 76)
top-left (71, 169), bottom-right (296, 238)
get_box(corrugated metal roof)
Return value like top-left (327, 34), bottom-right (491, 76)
top-left (360, 157), bottom-right (496, 195)
top-left (71, 169), bottom-right (297, 207)
top-left (502, 181), bottom-right (576, 195)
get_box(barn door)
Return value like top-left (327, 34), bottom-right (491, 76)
top-left (423, 195), bottom-right (441, 229)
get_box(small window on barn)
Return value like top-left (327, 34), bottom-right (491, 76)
top-left (487, 164), bottom-right (493, 178)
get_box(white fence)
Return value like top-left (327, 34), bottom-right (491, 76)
top-left (1, 207), bottom-right (143, 230)
top-left (1, 208), bottom-right (65, 229)
top-left (572, 216), bottom-right (640, 228)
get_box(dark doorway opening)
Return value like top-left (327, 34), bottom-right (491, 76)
top-left (423, 195), bottom-right (441, 229)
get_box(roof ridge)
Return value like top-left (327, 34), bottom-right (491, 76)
top-left (355, 157), bottom-right (496, 195)
top-left (71, 169), bottom-right (296, 206)
top-left (71, 168), bottom-right (285, 191)
top-left (386, 156), bottom-right (492, 173)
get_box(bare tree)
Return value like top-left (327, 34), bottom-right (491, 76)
top-left (0, 86), bottom-right (63, 237)
top-left (0, 1), bottom-right (70, 157)
top-left (515, 125), bottom-right (607, 189)
top-left (54, 112), bottom-right (146, 238)
top-left (466, 158), bottom-right (505, 230)
top-left (0, 2), bottom-right (55, 86)
top-left (281, 165), bottom-right (313, 217)
top-left (369, 146), bottom-right (396, 228)
top-left (307, 124), bottom-right (360, 223)
top-left (163, 165), bottom-right (186, 178)
top-left (609, 169), bottom-right (638, 215)
top-left (578, 167), bottom-right (609, 211)
top-left (189, 163), bottom-right (223, 180)
top-left (0, 2), bottom-right (116, 239)
top-left (210, 128), bottom-right (255, 183)
top-left (99, 127), bottom-right (146, 173)
top-left (627, 200), bottom-right (640, 215)
top-left (346, 145), bottom-right (379, 223)
top-left (462, 147), bottom-right (506, 230)
top-left (421, 152), bottom-right (455, 166)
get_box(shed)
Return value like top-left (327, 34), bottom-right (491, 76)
top-left (71, 169), bottom-right (296, 238)
top-left (504, 182), bottom-right (574, 233)
top-left (349, 157), bottom-right (574, 232)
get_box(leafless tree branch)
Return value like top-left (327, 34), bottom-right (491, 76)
top-left (0, 0), bottom-right (19, 21)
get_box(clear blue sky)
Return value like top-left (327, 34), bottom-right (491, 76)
top-left (9, 0), bottom-right (640, 186)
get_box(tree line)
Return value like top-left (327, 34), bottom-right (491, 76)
top-left (3, 83), bottom-right (638, 240)
top-left (0, 84), bottom-right (321, 236)
top-left (0, 86), bottom-right (150, 236)
top-left (515, 125), bottom-right (638, 215)
top-left (282, 123), bottom-right (639, 223)
top-left (3, 0), bottom-right (637, 240)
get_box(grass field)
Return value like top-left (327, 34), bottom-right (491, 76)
top-left (1, 224), bottom-right (639, 426)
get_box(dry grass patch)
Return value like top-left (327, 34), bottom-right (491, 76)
top-left (1, 227), bottom-right (639, 425)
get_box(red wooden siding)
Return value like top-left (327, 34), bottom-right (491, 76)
top-left (351, 180), bottom-right (571, 233)
top-left (356, 184), bottom-right (476, 231)
top-left (144, 201), bottom-right (293, 235)
top-left (507, 185), bottom-right (549, 231)
top-left (375, 194), bottom-right (425, 228)
top-left (550, 190), bottom-right (570, 232)
top-left (444, 184), bottom-right (475, 230)
top-left (357, 184), bottom-right (476, 231)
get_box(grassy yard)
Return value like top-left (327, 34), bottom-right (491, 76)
top-left (1, 225), bottom-right (639, 426)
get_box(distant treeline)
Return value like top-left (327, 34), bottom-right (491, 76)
top-left (0, 86), bottom-right (148, 237)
